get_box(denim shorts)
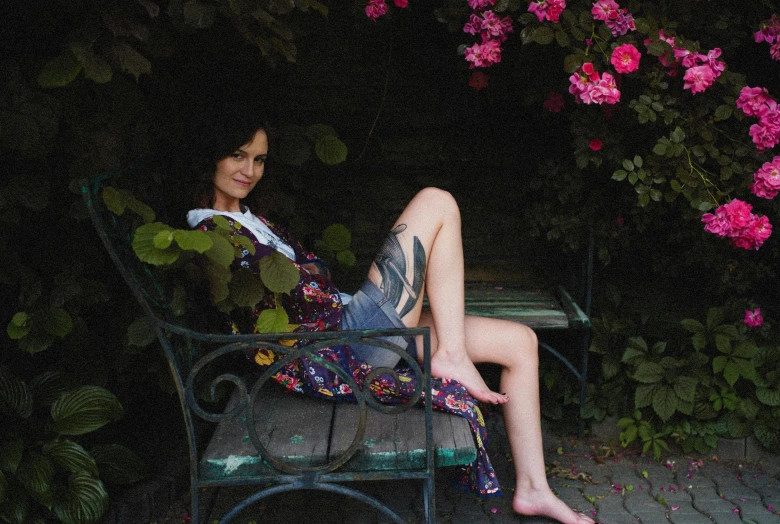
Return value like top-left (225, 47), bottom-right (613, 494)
top-left (341, 280), bottom-right (419, 368)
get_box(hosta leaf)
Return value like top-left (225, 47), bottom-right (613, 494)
top-left (258, 252), bottom-right (300, 293)
top-left (0, 483), bottom-right (30, 523)
top-left (50, 386), bottom-right (123, 436)
top-left (43, 308), bottom-right (73, 338)
top-left (632, 361), bottom-right (664, 383)
top-left (228, 269), bottom-right (267, 309)
top-left (132, 223), bottom-right (180, 265)
top-left (0, 438), bottom-right (24, 474)
top-left (31, 372), bottom-right (76, 409)
top-left (0, 366), bottom-right (33, 418)
top-left (43, 440), bottom-right (98, 477)
top-left (652, 384), bottom-right (677, 421)
top-left (37, 52), bottom-right (82, 88)
top-left (16, 452), bottom-right (54, 509)
top-left (322, 224), bottom-right (351, 252)
top-left (90, 444), bottom-right (147, 485)
top-left (52, 473), bottom-right (108, 524)
top-left (314, 135), bottom-right (348, 165)
top-left (255, 306), bottom-right (289, 334)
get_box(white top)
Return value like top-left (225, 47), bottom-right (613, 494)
top-left (186, 207), bottom-right (297, 261)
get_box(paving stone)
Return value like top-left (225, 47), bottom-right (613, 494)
top-left (719, 484), bottom-right (763, 502)
top-left (737, 501), bottom-right (780, 524)
top-left (623, 490), bottom-right (667, 516)
top-left (628, 512), bottom-right (670, 523)
top-left (706, 511), bottom-right (744, 524)
top-left (667, 511), bottom-right (711, 524)
top-left (596, 511), bottom-right (640, 524)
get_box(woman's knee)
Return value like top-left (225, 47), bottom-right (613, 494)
top-left (414, 187), bottom-right (460, 219)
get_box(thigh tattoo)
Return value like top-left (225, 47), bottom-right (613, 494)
top-left (374, 224), bottom-right (426, 317)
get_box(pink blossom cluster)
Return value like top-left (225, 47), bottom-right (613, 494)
top-left (749, 156), bottom-right (780, 199)
top-left (754, 14), bottom-right (780, 61)
top-left (737, 86), bottom-right (780, 151)
top-left (744, 308), bottom-right (764, 328)
top-left (591, 0), bottom-right (636, 37)
top-left (467, 0), bottom-right (495, 8)
top-left (364, 0), bottom-right (408, 21)
top-left (464, 38), bottom-right (503, 68)
top-left (568, 63), bottom-right (621, 105)
top-left (463, 10), bottom-right (513, 43)
top-left (644, 30), bottom-right (725, 94)
top-left (701, 199), bottom-right (773, 250)
top-left (610, 43), bottom-right (641, 74)
top-left (528, 0), bottom-right (566, 23)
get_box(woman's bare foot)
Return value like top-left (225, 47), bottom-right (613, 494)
top-left (430, 350), bottom-right (508, 404)
top-left (514, 487), bottom-right (595, 524)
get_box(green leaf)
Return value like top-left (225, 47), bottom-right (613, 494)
top-left (0, 366), bottom-right (33, 418)
top-left (30, 372), bottom-right (75, 409)
top-left (723, 362), bottom-right (741, 387)
top-left (203, 231), bottom-right (235, 268)
top-left (652, 384), bottom-right (677, 421)
top-left (102, 187), bottom-right (126, 215)
top-left (732, 341), bottom-right (757, 359)
top-left (670, 127), bottom-right (686, 143)
top-left (228, 269), bottom-right (267, 309)
top-left (633, 362), bottom-right (665, 384)
top-left (50, 386), bottom-right (124, 436)
top-left (692, 332), bottom-right (707, 351)
top-left (126, 316), bottom-right (156, 347)
top-left (322, 224), bottom-right (351, 251)
top-left (622, 159), bottom-right (635, 171)
top-left (673, 376), bottom-right (697, 403)
top-left (16, 452), bottom-right (54, 509)
top-left (258, 252), bottom-right (300, 294)
top-left (706, 308), bottom-right (724, 329)
top-left (52, 473), bottom-right (108, 524)
top-left (43, 308), bottom-right (73, 338)
top-left (255, 306), bottom-right (290, 334)
top-left (153, 230), bottom-right (173, 249)
top-left (555, 28), bottom-right (570, 47)
top-left (204, 260), bottom-right (231, 304)
top-left (635, 384), bottom-right (656, 409)
top-left (133, 223), bottom-right (180, 266)
top-left (738, 398), bottom-right (759, 420)
top-left (69, 43), bottom-right (112, 84)
top-left (637, 193), bottom-right (650, 207)
top-left (531, 26), bottom-right (555, 45)
top-left (612, 169), bottom-right (627, 181)
top-left (7, 312), bottom-right (31, 340)
top-left (43, 440), bottom-right (98, 477)
top-left (653, 142), bottom-right (668, 155)
top-left (173, 230), bottom-right (212, 253)
top-left (713, 355), bottom-right (727, 374)
top-left (680, 318), bottom-right (704, 333)
top-left (314, 135), bottom-right (347, 165)
top-left (633, 155), bottom-right (643, 168)
top-left (0, 482), bottom-right (30, 523)
top-left (756, 387), bottom-right (780, 406)
top-left (714, 104), bottom-right (733, 121)
top-left (37, 52), bottom-right (82, 88)
top-left (0, 438), bottom-right (24, 474)
top-left (336, 250), bottom-right (356, 267)
top-left (111, 42), bottom-right (152, 81)
top-left (715, 334), bottom-right (732, 354)
top-left (90, 444), bottom-right (147, 485)
top-left (563, 53), bottom-right (583, 73)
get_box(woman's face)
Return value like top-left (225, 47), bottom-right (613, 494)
top-left (212, 129), bottom-right (268, 212)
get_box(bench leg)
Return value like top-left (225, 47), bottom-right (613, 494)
top-left (423, 476), bottom-right (436, 524)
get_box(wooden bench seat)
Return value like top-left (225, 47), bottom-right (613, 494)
top-left (201, 387), bottom-right (476, 479)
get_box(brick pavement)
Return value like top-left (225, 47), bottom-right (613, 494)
top-left (197, 409), bottom-right (780, 524)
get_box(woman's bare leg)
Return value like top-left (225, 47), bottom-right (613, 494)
top-left (367, 187), bottom-right (506, 404)
top-left (416, 313), bottom-right (595, 524)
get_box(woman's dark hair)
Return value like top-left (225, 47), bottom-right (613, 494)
top-left (190, 99), bottom-right (272, 209)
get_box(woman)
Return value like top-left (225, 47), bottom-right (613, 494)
top-left (187, 117), bottom-right (595, 524)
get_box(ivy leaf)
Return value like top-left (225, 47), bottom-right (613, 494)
top-left (37, 51), bottom-right (83, 88)
top-left (258, 252), bottom-right (300, 294)
top-left (314, 135), bottom-right (348, 165)
top-left (673, 376), bottom-right (697, 403)
top-left (0, 366), bottom-right (33, 419)
top-left (132, 223), bottom-right (180, 265)
top-left (635, 383), bottom-right (656, 409)
top-left (652, 384), bottom-right (677, 421)
top-left (16, 452), bottom-right (55, 509)
top-left (50, 386), bottom-right (124, 436)
top-left (90, 444), bottom-right (147, 485)
top-left (228, 269), bottom-right (267, 309)
top-left (52, 473), bottom-right (108, 524)
top-left (255, 306), bottom-right (289, 333)
top-left (322, 224), bottom-right (351, 251)
top-left (632, 362), bottom-right (665, 383)
top-left (43, 440), bottom-right (99, 477)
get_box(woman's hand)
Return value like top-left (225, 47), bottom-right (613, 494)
top-left (300, 262), bottom-right (331, 280)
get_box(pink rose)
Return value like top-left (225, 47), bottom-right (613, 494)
top-left (393, 0), bottom-right (408, 6)
top-left (683, 64), bottom-right (716, 94)
top-left (611, 43), bottom-right (641, 73)
top-left (467, 0), bottom-right (495, 8)
top-left (744, 308), bottom-right (764, 328)
top-left (589, 139), bottom-right (603, 151)
top-left (365, 0), bottom-right (388, 20)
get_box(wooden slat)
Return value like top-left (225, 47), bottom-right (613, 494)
top-left (330, 402), bottom-right (476, 471)
top-left (201, 388), bottom-right (334, 479)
